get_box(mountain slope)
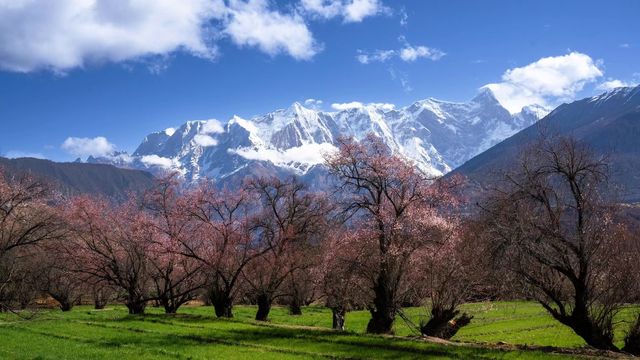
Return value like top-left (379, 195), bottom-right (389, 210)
top-left (90, 89), bottom-right (546, 182)
top-left (453, 86), bottom-right (640, 202)
top-left (0, 157), bottom-right (155, 200)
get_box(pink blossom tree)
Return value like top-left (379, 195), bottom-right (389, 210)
top-left (180, 182), bottom-right (262, 318)
top-left (142, 175), bottom-right (207, 314)
top-left (413, 218), bottom-right (479, 339)
top-left (319, 228), bottom-right (370, 330)
top-left (0, 172), bottom-right (64, 310)
top-left (65, 196), bottom-right (154, 314)
top-left (325, 135), bottom-right (461, 334)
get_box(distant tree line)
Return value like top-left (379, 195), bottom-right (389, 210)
top-left (0, 133), bottom-right (638, 354)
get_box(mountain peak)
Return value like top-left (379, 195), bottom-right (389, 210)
top-left (472, 87), bottom-right (499, 105)
top-left (588, 85), bottom-right (640, 104)
top-left (285, 101), bottom-right (314, 116)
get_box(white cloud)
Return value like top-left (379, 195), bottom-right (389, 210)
top-left (620, 43), bottom-right (631, 48)
top-left (331, 101), bottom-right (364, 110)
top-left (191, 119), bottom-right (224, 146)
top-left (343, 0), bottom-right (386, 22)
top-left (230, 142), bottom-right (337, 166)
top-left (194, 134), bottom-right (218, 147)
top-left (201, 119), bottom-right (225, 134)
top-left (140, 155), bottom-right (179, 169)
top-left (4, 150), bottom-right (45, 159)
top-left (596, 79), bottom-right (638, 91)
top-left (299, 0), bottom-right (386, 23)
top-left (388, 67), bottom-right (412, 92)
top-left (304, 98), bottom-right (323, 109)
top-left (61, 136), bottom-right (115, 157)
top-left (299, 0), bottom-right (342, 19)
top-left (399, 45), bottom-right (445, 62)
top-left (3, 0), bottom-right (373, 72)
top-left (398, 6), bottom-right (408, 26)
top-left (223, 0), bottom-right (320, 60)
top-left (371, 102), bottom-right (395, 111)
top-left (357, 37), bottom-right (444, 64)
top-left (0, 0), bottom-right (222, 72)
top-left (331, 101), bottom-right (394, 111)
top-left (356, 50), bottom-right (395, 64)
top-left (483, 52), bottom-right (603, 113)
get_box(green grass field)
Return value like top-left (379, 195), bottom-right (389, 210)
top-left (0, 302), bottom-right (636, 359)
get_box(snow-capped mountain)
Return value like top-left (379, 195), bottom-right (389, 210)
top-left (89, 89), bottom-right (547, 182)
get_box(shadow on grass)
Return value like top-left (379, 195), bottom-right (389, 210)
top-left (5, 311), bottom-right (549, 359)
top-left (92, 316), bottom-right (516, 359)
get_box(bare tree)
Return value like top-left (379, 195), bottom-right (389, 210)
top-left (90, 282), bottom-right (115, 310)
top-left (32, 243), bottom-right (83, 311)
top-left (622, 222), bottom-right (640, 355)
top-left (480, 136), bottom-right (634, 351)
top-left (284, 265), bottom-right (319, 315)
top-left (243, 176), bottom-right (329, 321)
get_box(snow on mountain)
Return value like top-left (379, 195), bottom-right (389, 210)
top-left (88, 89), bottom-right (547, 182)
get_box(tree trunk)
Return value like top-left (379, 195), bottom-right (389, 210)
top-left (126, 297), bottom-right (146, 315)
top-left (332, 307), bottom-right (346, 331)
top-left (93, 289), bottom-right (108, 310)
top-left (623, 315), bottom-right (640, 356)
top-left (94, 300), bottom-right (107, 310)
top-left (289, 297), bottom-right (302, 315)
top-left (567, 312), bottom-right (617, 351)
top-left (164, 305), bottom-right (177, 314)
top-left (210, 288), bottom-right (234, 318)
top-left (421, 307), bottom-right (472, 339)
top-left (58, 299), bottom-right (73, 312)
top-left (367, 308), bottom-right (395, 334)
top-left (366, 272), bottom-right (395, 334)
top-left (255, 293), bottom-right (272, 321)
top-left (213, 296), bottom-right (234, 318)
top-left (19, 297), bottom-right (31, 310)
top-left (560, 286), bottom-right (617, 351)
top-left (158, 296), bottom-right (177, 314)
top-left (50, 293), bottom-right (73, 312)
top-left (127, 302), bottom-right (146, 314)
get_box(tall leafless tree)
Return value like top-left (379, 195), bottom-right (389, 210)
top-left (243, 176), bottom-right (330, 321)
top-left (480, 136), bottom-right (634, 351)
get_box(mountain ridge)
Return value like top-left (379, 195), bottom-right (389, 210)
top-left (452, 85), bottom-right (640, 202)
top-left (0, 156), bottom-right (155, 200)
top-left (88, 89), bottom-right (547, 182)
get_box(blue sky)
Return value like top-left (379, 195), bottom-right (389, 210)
top-left (0, 0), bottom-right (638, 161)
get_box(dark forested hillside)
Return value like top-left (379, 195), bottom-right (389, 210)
top-left (453, 86), bottom-right (640, 202)
top-left (0, 156), bottom-right (154, 200)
